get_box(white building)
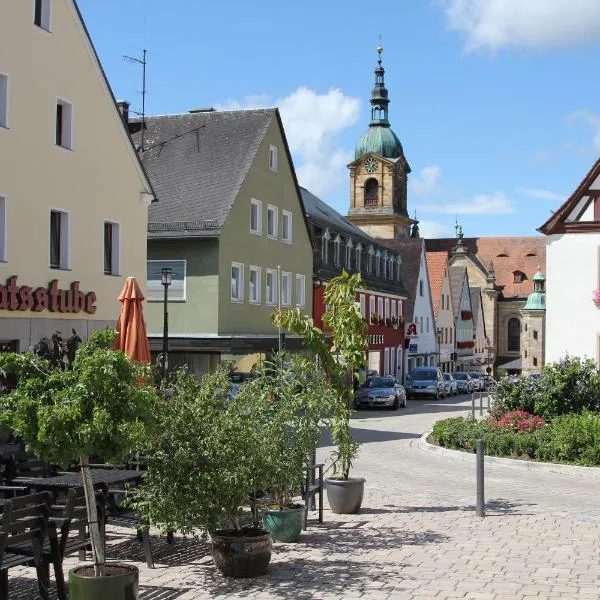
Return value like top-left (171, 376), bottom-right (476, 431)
top-left (539, 158), bottom-right (600, 363)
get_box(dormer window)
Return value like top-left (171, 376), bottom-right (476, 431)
top-left (375, 250), bottom-right (381, 276)
top-left (346, 239), bottom-right (353, 269)
top-left (364, 178), bottom-right (379, 208)
top-left (382, 251), bottom-right (388, 278)
top-left (396, 256), bottom-right (402, 281)
top-left (321, 229), bottom-right (330, 263)
top-left (334, 235), bottom-right (341, 266)
top-left (355, 243), bottom-right (363, 273)
top-left (513, 270), bottom-right (527, 284)
top-left (367, 245), bottom-right (374, 274)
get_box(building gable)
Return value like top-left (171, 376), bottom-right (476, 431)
top-left (539, 158), bottom-right (600, 235)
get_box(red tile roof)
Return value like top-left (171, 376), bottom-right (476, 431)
top-left (425, 251), bottom-right (448, 318)
top-left (425, 236), bottom-right (546, 299)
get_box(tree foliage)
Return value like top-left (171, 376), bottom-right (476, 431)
top-left (273, 270), bottom-right (367, 480)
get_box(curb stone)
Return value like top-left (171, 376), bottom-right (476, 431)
top-left (416, 428), bottom-right (600, 479)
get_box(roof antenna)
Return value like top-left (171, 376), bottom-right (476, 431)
top-left (123, 49), bottom-right (148, 152)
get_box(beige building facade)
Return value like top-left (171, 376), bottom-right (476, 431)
top-left (0, 0), bottom-right (154, 351)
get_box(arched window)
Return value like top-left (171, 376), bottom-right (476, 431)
top-left (355, 244), bottom-right (363, 273)
top-left (507, 318), bottom-right (520, 352)
top-left (333, 235), bottom-right (341, 266)
top-left (364, 178), bottom-right (379, 208)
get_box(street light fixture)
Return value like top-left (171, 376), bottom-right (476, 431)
top-left (161, 267), bottom-right (172, 380)
top-left (484, 337), bottom-right (494, 375)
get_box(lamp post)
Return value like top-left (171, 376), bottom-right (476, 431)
top-left (161, 267), bottom-right (172, 380)
top-left (484, 337), bottom-right (494, 375)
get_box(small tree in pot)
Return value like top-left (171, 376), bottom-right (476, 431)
top-left (249, 354), bottom-right (335, 542)
top-left (273, 271), bottom-right (368, 513)
top-left (0, 329), bottom-right (160, 599)
top-left (131, 365), bottom-right (277, 577)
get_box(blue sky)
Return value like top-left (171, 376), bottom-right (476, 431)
top-left (78, 0), bottom-right (600, 238)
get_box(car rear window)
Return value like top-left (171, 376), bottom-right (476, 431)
top-left (412, 370), bottom-right (437, 380)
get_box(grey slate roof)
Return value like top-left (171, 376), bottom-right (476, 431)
top-left (378, 238), bottom-right (424, 320)
top-left (131, 109), bottom-right (275, 238)
top-left (449, 266), bottom-right (467, 319)
top-left (301, 187), bottom-right (379, 244)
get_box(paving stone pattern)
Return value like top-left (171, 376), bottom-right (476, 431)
top-left (10, 396), bottom-right (600, 599)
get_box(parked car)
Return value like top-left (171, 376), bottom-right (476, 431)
top-left (452, 372), bottom-right (474, 394)
top-left (469, 372), bottom-right (484, 391)
top-left (482, 375), bottom-right (497, 391)
top-left (405, 367), bottom-right (445, 400)
top-left (355, 376), bottom-right (406, 410)
top-left (443, 373), bottom-right (458, 397)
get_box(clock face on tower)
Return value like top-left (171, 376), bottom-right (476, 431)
top-left (364, 157), bottom-right (378, 173)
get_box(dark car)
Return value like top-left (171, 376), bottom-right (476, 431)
top-left (356, 376), bottom-right (406, 410)
top-left (452, 372), bottom-right (474, 394)
top-left (443, 373), bottom-right (458, 396)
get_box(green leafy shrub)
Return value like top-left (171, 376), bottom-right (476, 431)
top-left (546, 411), bottom-right (600, 466)
top-left (493, 377), bottom-right (538, 417)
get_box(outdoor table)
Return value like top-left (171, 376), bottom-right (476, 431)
top-left (9, 468), bottom-right (143, 493)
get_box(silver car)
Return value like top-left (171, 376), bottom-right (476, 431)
top-left (356, 376), bottom-right (407, 410)
top-left (443, 373), bottom-right (458, 396)
top-left (406, 367), bottom-right (445, 400)
top-left (469, 372), bottom-right (484, 391)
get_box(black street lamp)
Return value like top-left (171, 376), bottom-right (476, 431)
top-left (161, 267), bottom-right (172, 380)
top-left (484, 337), bottom-right (494, 375)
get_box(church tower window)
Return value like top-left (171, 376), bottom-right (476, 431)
top-left (364, 178), bottom-right (379, 208)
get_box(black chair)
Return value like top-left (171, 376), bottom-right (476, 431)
top-left (1, 491), bottom-right (66, 600)
top-left (301, 463), bottom-right (324, 529)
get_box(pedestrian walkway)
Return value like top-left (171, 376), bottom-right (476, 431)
top-left (10, 396), bottom-right (600, 599)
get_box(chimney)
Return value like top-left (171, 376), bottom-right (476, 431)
top-left (116, 100), bottom-right (130, 125)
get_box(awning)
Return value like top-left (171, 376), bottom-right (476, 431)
top-left (496, 356), bottom-right (522, 370)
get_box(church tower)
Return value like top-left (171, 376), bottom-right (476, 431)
top-left (347, 45), bottom-right (413, 239)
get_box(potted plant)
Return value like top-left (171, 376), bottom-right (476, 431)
top-left (273, 271), bottom-right (368, 514)
top-left (252, 354), bottom-right (335, 542)
top-left (0, 329), bottom-right (160, 600)
top-left (130, 365), bottom-right (277, 577)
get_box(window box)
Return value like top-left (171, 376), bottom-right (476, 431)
top-left (461, 310), bottom-right (473, 320)
top-left (456, 340), bottom-right (475, 349)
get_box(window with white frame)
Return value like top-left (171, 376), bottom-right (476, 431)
top-left (267, 205), bottom-right (278, 238)
top-left (34, 0), bottom-right (51, 31)
top-left (384, 298), bottom-right (390, 320)
top-left (250, 198), bottom-right (262, 234)
top-left (231, 263), bottom-right (244, 302)
top-left (281, 271), bottom-right (292, 306)
top-left (375, 250), bottom-right (381, 276)
top-left (49, 209), bottom-right (69, 269)
top-left (0, 196), bottom-right (5, 262)
top-left (378, 297), bottom-right (383, 320)
top-left (56, 99), bottom-right (73, 149)
top-left (355, 244), bottom-right (362, 272)
top-left (397, 257), bottom-right (402, 280)
top-left (295, 274), bottom-right (305, 307)
top-left (249, 266), bottom-right (261, 304)
top-left (0, 74), bottom-right (8, 128)
top-left (269, 145), bottom-right (277, 171)
top-left (359, 294), bottom-right (366, 318)
top-left (391, 300), bottom-right (397, 318)
top-left (346, 239), bottom-right (353, 269)
top-left (103, 221), bottom-right (120, 275)
top-left (321, 230), bottom-right (329, 262)
top-left (282, 210), bottom-right (292, 243)
top-left (367, 246), bottom-right (374, 274)
top-left (389, 257), bottom-right (394, 279)
top-left (265, 269), bottom-right (277, 305)
top-left (382, 252), bottom-right (388, 278)
top-left (369, 295), bottom-right (375, 324)
top-left (334, 235), bottom-right (341, 265)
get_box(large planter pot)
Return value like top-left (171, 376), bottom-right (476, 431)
top-left (211, 527), bottom-right (272, 577)
top-left (325, 477), bottom-right (365, 514)
top-left (69, 564), bottom-right (138, 600)
top-left (263, 506), bottom-right (304, 542)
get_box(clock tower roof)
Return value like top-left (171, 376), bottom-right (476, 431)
top-left (355, 44), bottom-right (405, 161)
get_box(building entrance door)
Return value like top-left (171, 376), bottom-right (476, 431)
top-left (368, 351), bottom-right (381, 375)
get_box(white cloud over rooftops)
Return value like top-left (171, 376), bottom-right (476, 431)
top-left (438, 0), bottom-right (600, 51)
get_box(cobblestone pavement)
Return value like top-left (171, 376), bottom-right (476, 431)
top-left (10, 395), bottom-right (600, 599)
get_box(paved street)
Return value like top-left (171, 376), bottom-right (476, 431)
top-left (11, 395), bottom-right (600, 599)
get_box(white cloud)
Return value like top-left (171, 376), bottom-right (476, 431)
top-left (417, 220), bottom-right (454, 238)
top-left (416, 191), bottom-right (514, 214)
top-left (566, 109), bottom-right (600, 152)
top-left (516, 187), bottom-right (563, 201)
top-left (438, 0), bottom-right (600, 51)
top-left (217, 87), bottom-right (361, 196)
top-left (410, 165), bottom-right (442, 196)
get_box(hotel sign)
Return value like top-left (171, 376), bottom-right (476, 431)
top-left (0, 276), bottom-right (97, 314)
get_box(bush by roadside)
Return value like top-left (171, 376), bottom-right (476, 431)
top-left (493, 356), bottom-right (600, 421)
top-left (431, 411), bottom-right (600, 467)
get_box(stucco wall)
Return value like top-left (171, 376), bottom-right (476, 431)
top-left (146, 239), bottom-right (219, 336)
top-left (0, 0), bottom-right (150, 331)
top-left (218, 118), bottom-right (313, 334)
top-left (411, 249), bottom-right (436, 360)
top-left (437, 271), bottom-right (455, 363)
top-left (546, 232), bottom-right (600, 362)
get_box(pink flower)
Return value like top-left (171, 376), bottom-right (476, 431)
top-left (594, 289), bottom-right (600, 304)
